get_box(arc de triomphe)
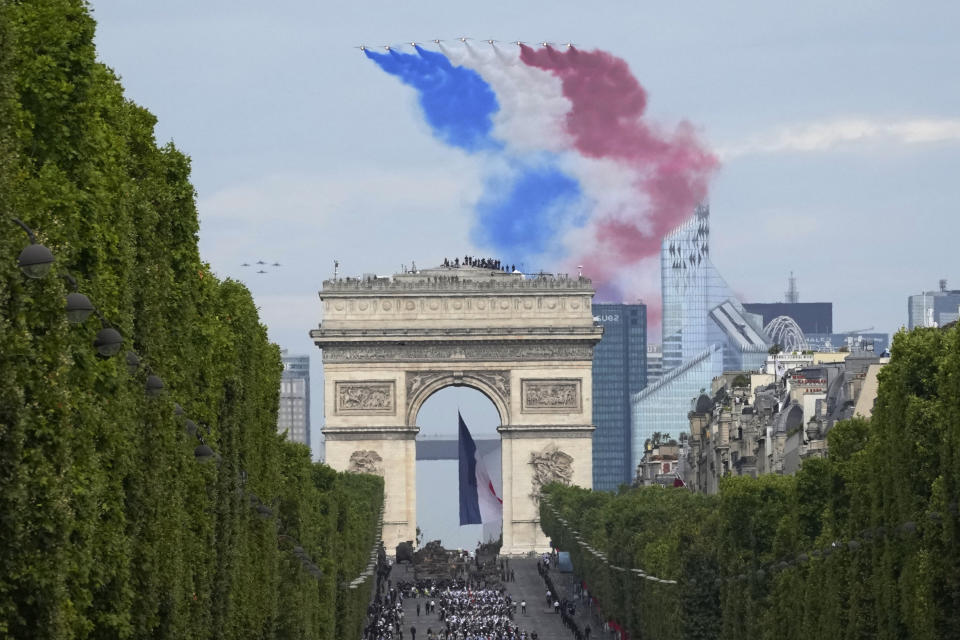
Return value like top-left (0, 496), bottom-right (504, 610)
top-left (311, 264), bottom-right (602, 555)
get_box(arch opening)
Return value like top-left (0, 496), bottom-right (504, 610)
top-left (415, 386), bottom-right (502, 550)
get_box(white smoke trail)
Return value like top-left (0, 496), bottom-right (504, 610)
top-left (440, 42), bottom-right (571, 153)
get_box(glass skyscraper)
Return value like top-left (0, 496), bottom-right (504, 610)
top-left (632, 204), bottom-right (769, 471)
top-left (279, 350), bottom-right (311, 448)
top-left (591, 303), bottom-right (647, 491)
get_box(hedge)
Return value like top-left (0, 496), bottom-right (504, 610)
top-left (0, 2), bottom-right (382, 638)
top-left (541, 323), bottom-right (960, 640)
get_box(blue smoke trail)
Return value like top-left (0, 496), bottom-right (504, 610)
top-left (472, 161), bottom-right (584, 257)
top-left (365, 46), bottom-right (500, 152)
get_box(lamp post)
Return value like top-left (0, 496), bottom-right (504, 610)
top-left (194, 444), bottom-right (216, 462)
top-left (125, 351), bottom-right (140, 375)
top-left (93, 325), bottom-right (123, 357)
top-left (145, 374), bottom-right (164, 396)
top-left (11, 218), bottom-right (54, 279)
top-left (61, 274), bottom-right (95, 324)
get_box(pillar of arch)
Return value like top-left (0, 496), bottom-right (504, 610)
top-left (312, 265), bottom-right (602, 555)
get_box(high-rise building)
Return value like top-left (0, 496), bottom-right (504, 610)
top-left (279, 350), bottom-right (310, 447)
top-left (908, 280), bottom-right (960, 329)
top-left (805, 332), bottom-right (890, 354)
top-left (742, 302), bottom-right (833, 335)
top-left (591, 303), bottom-right (647, 491)
top-left (632, 204), bottom-right (769, 471)
top-left (646, 344), bottom-right (663, 385)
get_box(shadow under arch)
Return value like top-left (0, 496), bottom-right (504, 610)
top-left (406, 372), bottom-right (510, 428)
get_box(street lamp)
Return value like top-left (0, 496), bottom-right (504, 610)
top-left (11, 218), bottom-right (54, 278)
top-left (66, 293), bottom-right (95, 323)
top-left (145, 374), bottom-right (164, 396)
top-left (194, 444), bottom-right (215, 462)
top-left (61, 274), bottom-right (95, 324)
top-left (93, 326), bottom-right (123, 357)
top-left (125, 351), bottom-right (140, 375)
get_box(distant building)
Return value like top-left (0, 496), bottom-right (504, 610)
top-left (685, 351), bottom-right (888, 493)
top-left (805, 332), bottom-right (890, 354)
top-left (279, 350), bottom-right (310, 447)
top-left (631, 204), bottom-right (769, 472)
top-left (646, 344), bottom-right (663, 385)
top-left (634, 441), bottom-right (681, 488)
top-left (591, 303), bottom-right (647, 491)
top-left (908, 280), bottom-right (960, 329)
top-left (743, 302), bottom-right (833, 335)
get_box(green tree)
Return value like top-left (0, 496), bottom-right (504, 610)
top-left (0, 3), bottom-right (384, 638)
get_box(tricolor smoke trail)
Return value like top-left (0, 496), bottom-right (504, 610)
top-left (365, 43), bottom-right (718, 311)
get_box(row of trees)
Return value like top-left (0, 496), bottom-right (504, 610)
top-left (542, 323), bottom-right (960, 640)
top-left (0, 2), bottom-right (383, 638)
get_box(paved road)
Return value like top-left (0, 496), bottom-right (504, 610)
top-left (389, 558), bottom-right (575, 640)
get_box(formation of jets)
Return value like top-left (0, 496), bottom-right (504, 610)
top-left (240, 261), bottom-right (282, 275)
top-left (355, 40), bottom-right (575, 51)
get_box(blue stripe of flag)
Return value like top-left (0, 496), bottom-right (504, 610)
top-left (458, 412), bottom-right (482, 525)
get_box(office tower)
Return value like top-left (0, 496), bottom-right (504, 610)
top-left (908, 280), bottom-right (960, 329)
top-left (742, 302), bottom-right (833, 335)
top-left (646, 344), bottom-right (663, 385)
top-left (632, 204), bottom-right (769, 470)
top-left (279, 350), bottom-right (310, 447)
top-left (591, 303), bottom-right (647, 491)
top-left (804, 332), bottom-right (890, 354)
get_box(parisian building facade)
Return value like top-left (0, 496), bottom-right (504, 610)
top-left (591, 303), bottom-right (647, 491)
top-left (683, 351), bottom-right (887, 493)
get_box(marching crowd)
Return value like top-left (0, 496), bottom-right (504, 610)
top-left (363, 576), bottom-right (539, 640)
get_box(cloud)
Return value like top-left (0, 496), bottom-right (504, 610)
top-left (719, 117), bottom-right (960, 159)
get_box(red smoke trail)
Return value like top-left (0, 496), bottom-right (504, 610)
top-left (519, 45), bottom-right (718, 313)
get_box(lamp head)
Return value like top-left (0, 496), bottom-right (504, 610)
top-left (65, 292), bottom-right (95, 324)
top-left (93, 327), bottom-right (123, 357)
top-left (18, 243), bottom-right (55, 279)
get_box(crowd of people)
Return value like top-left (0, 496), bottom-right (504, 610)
top-left (441, 256), bottom-right (516, 272)
top-left (363, 585), bottom-right (406, 640)
top-left (364, 574), bottom-right (538, 640)
top-left (363, 548), bottom-right (608, 640)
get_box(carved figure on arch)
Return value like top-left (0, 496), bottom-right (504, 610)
top-left (529, 445), bottom-right (574, 501)
top-left (348, 450), bottom-right (383, 475)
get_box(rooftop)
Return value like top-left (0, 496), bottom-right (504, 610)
top-left (321, 264), bottom-right (594, 295)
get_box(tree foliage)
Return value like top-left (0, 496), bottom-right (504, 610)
top-left (542, 324), bottom-right (960, 640)
top-left (0, 3), bottom-right (382, 638)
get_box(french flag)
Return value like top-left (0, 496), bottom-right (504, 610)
top-left (458, 412), bottom-right (502, 526)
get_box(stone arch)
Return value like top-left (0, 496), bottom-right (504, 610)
top-left (405, 370), bottom-right (510, 428)
top-left (312, 264), bottom-right (603, 554)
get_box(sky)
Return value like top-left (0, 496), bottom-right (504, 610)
top-left (88, 1), bottom-right (959, 462)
